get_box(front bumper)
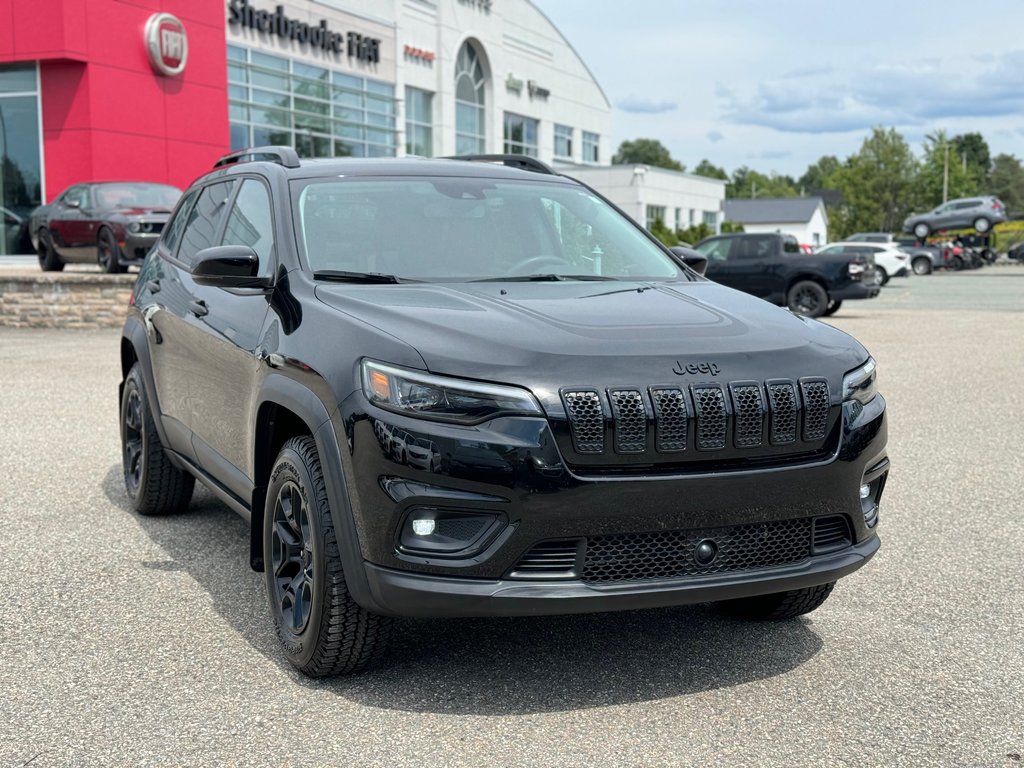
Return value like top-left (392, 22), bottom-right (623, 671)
top-left (362, 535), bottom-right (879, 617)
top-left (118, 232), bottom-right (161, 265)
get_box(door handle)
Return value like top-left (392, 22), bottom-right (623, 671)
top-left (145, 280), bottom-right (161, 294)
top-left (188, 299), bottom-right (209, 317)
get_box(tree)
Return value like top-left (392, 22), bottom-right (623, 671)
top-left (952, 132), bottom-right (991, 183)
top-left (692, 159), bottom-right (728, 181)
top-left (988, 153), bottom-right (1024, 213)
top-left (612, 139), bottom-right (684, 172)
top-left (728, 166), bottom-right (798, 199)
top-left (916, 130), bottom-right (979, 209)
top-left (799, 155), bottom-right (841, 194)
top-left (830, 127), bottom-right (918, 237)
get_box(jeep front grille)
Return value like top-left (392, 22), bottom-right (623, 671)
top-left (559, 379), bottom-right (833, 462)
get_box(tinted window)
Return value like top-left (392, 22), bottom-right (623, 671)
top-left (864, 235), bottom-right (886, 243)
top-left (161, 188), bottom-right (199, 258)
top-left (178, 181), bottom-right (236, 266)
top-left (694, 237), bottom-right (731, 261)
top-left (62, 186), bottom-right (89, 208)
top-left (782, 237), bottom-right (800, 254)
top-left (222, 179), bottom-right (275, 276)
top-left (731, 235), bottom-right (776, 259)
top-left (954, 200), bottom-right (979, 209)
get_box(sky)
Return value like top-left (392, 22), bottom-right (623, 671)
top-left (531, 0), bottom-right (1024, 179)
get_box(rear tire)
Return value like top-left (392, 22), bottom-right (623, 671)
top-left (973, 217), bottom-right (991, 233)
top-left (912, 257), bottom-right (932, 275)
top-left (265, 436), bottom-right (392, 677)
top-left (36, 229), bottom-right (65, 272)
top-left (719, 582), bottom-right (836, 620)
top-left (823, 299), bottom-right (842, 316)
top-left (913, 222), bottom-right (930, 239)
top-left (120, 363), bottom-right (194, 515)
top-left (951, 255), bottom-right (964, 270)
top-left (874, 266), bottom-right (889, 286)
top-left (786, 280), bottom-right (828, 318)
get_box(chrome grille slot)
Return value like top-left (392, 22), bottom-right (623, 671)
top-left (649, 387), bottom-right (688, 452)
top-left (561, 389), bottom-right (605, 454)
top-left (608, 389), bottom-right (647, 453)
top-left (691, 385), bottom-right (727, 450)
top-left (730, 383), bottom-right (765, 448)
top-left (800, 380), bottom-right (830, 441)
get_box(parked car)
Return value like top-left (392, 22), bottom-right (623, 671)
top-left (902, 196), bottom-right (1007, 239)
top-left (816, 242), bottom-right (910, 286)
top-left (29, 181), bottom-right (181, 273)
top-left (846, 233), bottom-right (942, 275)
top-left (692, 232), bottom-right (880, 317)
top-left (120, 148), bottom-right (887, 676)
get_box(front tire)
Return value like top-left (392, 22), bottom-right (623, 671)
top-left (120, 363), bottom-right (194, 515)
top-left (36, 229), bottom-right (65, 272)
top-left (912, 257), bottom-right (932, 275)
top-left (718, 582), bottom-right (836, 620)
top-left (874, 266), bottom-right (889, 286)
top-left (97, 228), bottom-right (125, 274)
top-left (264, 436), bottom-right (392, 677)
top-left (951, 255), bottom-right (964, 270)
top-left (786, 280), bottom-right (828, 318)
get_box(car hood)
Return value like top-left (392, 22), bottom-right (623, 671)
top-left (315, 280), bottom-right (868, 401)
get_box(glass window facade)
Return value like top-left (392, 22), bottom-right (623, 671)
top-left (503, 113), bottom-right (538, 157)
top-left (646, 205), bottom-right (666, 230)
top-left (227, 45), bottom-right (397, 158)
top-left (703, 210), bottom-right (718, 229)
top-left (554, 124), bottom-right (573, 159)
top-left (0, 63), bottom-right (42, 255)
top-left (454, 42), bottom-right (486, 154)
top-left (405, 87), bottom-right (433, 156)
top-left (582, 131), bottom-right (600, 163)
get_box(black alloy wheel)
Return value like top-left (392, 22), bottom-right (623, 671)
top-left (97, 228), bottom-right (124, 274)
top-left (36, 229), bottom-right (65, 272)
top-left (270, 480), bottom-right (315, 634)
top-left (119, 362), bottom-right (194, 515)
top-left (264, 436), bottom-right (392, 676)
top-left (786, 280), bottom-right (828, 318)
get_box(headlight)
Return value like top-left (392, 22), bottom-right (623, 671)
top-left (361, 360), bottom-right (542, 424)
top-left (127, 221), bottom-right (141, 233)
top-left (843, 357), bottom-right (877, 404)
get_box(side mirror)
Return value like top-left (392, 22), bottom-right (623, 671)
top-left (65, 198), bottom-right (81, 209)
top-left (668, 245), bottom-right (708, 276)
top-left (191, 245), bottom-right (271, 288)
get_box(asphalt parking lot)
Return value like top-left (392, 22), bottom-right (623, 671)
top-left (1, 266), bottom-right (1022, 767)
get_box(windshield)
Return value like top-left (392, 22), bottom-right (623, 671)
top-left (292, 176), bottom-right (683, 282)
top-left (94, 183), bottom-right (181, 210)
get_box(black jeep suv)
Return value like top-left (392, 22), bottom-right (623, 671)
top-left (119, 148), bottom-right (888, 676)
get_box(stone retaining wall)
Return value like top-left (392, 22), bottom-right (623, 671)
top-left (0, 269), bottom-right (136, 329)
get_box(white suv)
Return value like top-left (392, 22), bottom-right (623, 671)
top-left (816, 242), bottom-right (910, 286)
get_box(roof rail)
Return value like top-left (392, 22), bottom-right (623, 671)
top-left (213, 146), bottom-right (301, 169)
top-left (445, 154), bottom-right (557, 175)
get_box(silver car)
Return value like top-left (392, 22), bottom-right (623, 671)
top-left (903, 196), bottom-right (1007, 239)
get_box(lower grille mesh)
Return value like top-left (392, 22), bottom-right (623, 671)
top-left (581, 517), bottom-right (814, 584)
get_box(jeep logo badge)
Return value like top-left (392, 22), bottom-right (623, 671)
top-left (145, 13), bottom-right (188, 77)
top-left (673, 361), bottom-right (721, 376)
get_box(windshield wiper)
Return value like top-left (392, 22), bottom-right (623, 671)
top-left (313, 270), bottom-right (410, 284)
top-left (470, 274), bottom-right (618, 283)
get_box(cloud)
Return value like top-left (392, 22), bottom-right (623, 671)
top-left (706, 130), bottom-right (724, 143)
top-left (718, 50), bottom-right (1024, 134)
top-left (615, 95), bottom-right (678, 114)
top-left (780, 65), bottom-right (834, 79)
top-left (757, 150), bottom-right (792, 160)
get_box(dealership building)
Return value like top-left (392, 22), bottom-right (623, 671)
top-left (0, 0), bottom-right (723, 255)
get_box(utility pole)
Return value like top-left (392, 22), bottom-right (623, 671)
top-left (943, 142), bottom-right (949, 203)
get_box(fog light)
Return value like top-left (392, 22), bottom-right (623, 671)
top-left (859, 483), bottom-right (871, 500)
top-left (411, 518), bottom-right (436, 536)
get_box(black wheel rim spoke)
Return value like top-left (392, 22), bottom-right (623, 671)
top-left (122, 389), bottom-right (144, 494)
top-left (271, 480), bottom-right (314, 633)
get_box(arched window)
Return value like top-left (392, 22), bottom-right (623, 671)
top-left (454, 42), bottom-right (486, 154)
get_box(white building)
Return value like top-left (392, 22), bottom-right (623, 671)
top-left (723, 197), bottom-right (830, 247)
top-left (564, 164), bottom-right (727, 236)
top-left (227, 0), bottom-right (612, 165)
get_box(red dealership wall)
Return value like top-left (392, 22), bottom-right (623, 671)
top-left (0, 0), bottom-right (229, 201)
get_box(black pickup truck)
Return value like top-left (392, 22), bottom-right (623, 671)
top-left (693, 232), bottom-right (880, 318)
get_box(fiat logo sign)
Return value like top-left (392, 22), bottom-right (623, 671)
top-left (145, 13), bottom-right (188, 77)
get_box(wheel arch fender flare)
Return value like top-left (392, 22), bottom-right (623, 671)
top-left (252, 373), bottom-right (374, 608)
top-left (120, 317), bottom-right (172, 451)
